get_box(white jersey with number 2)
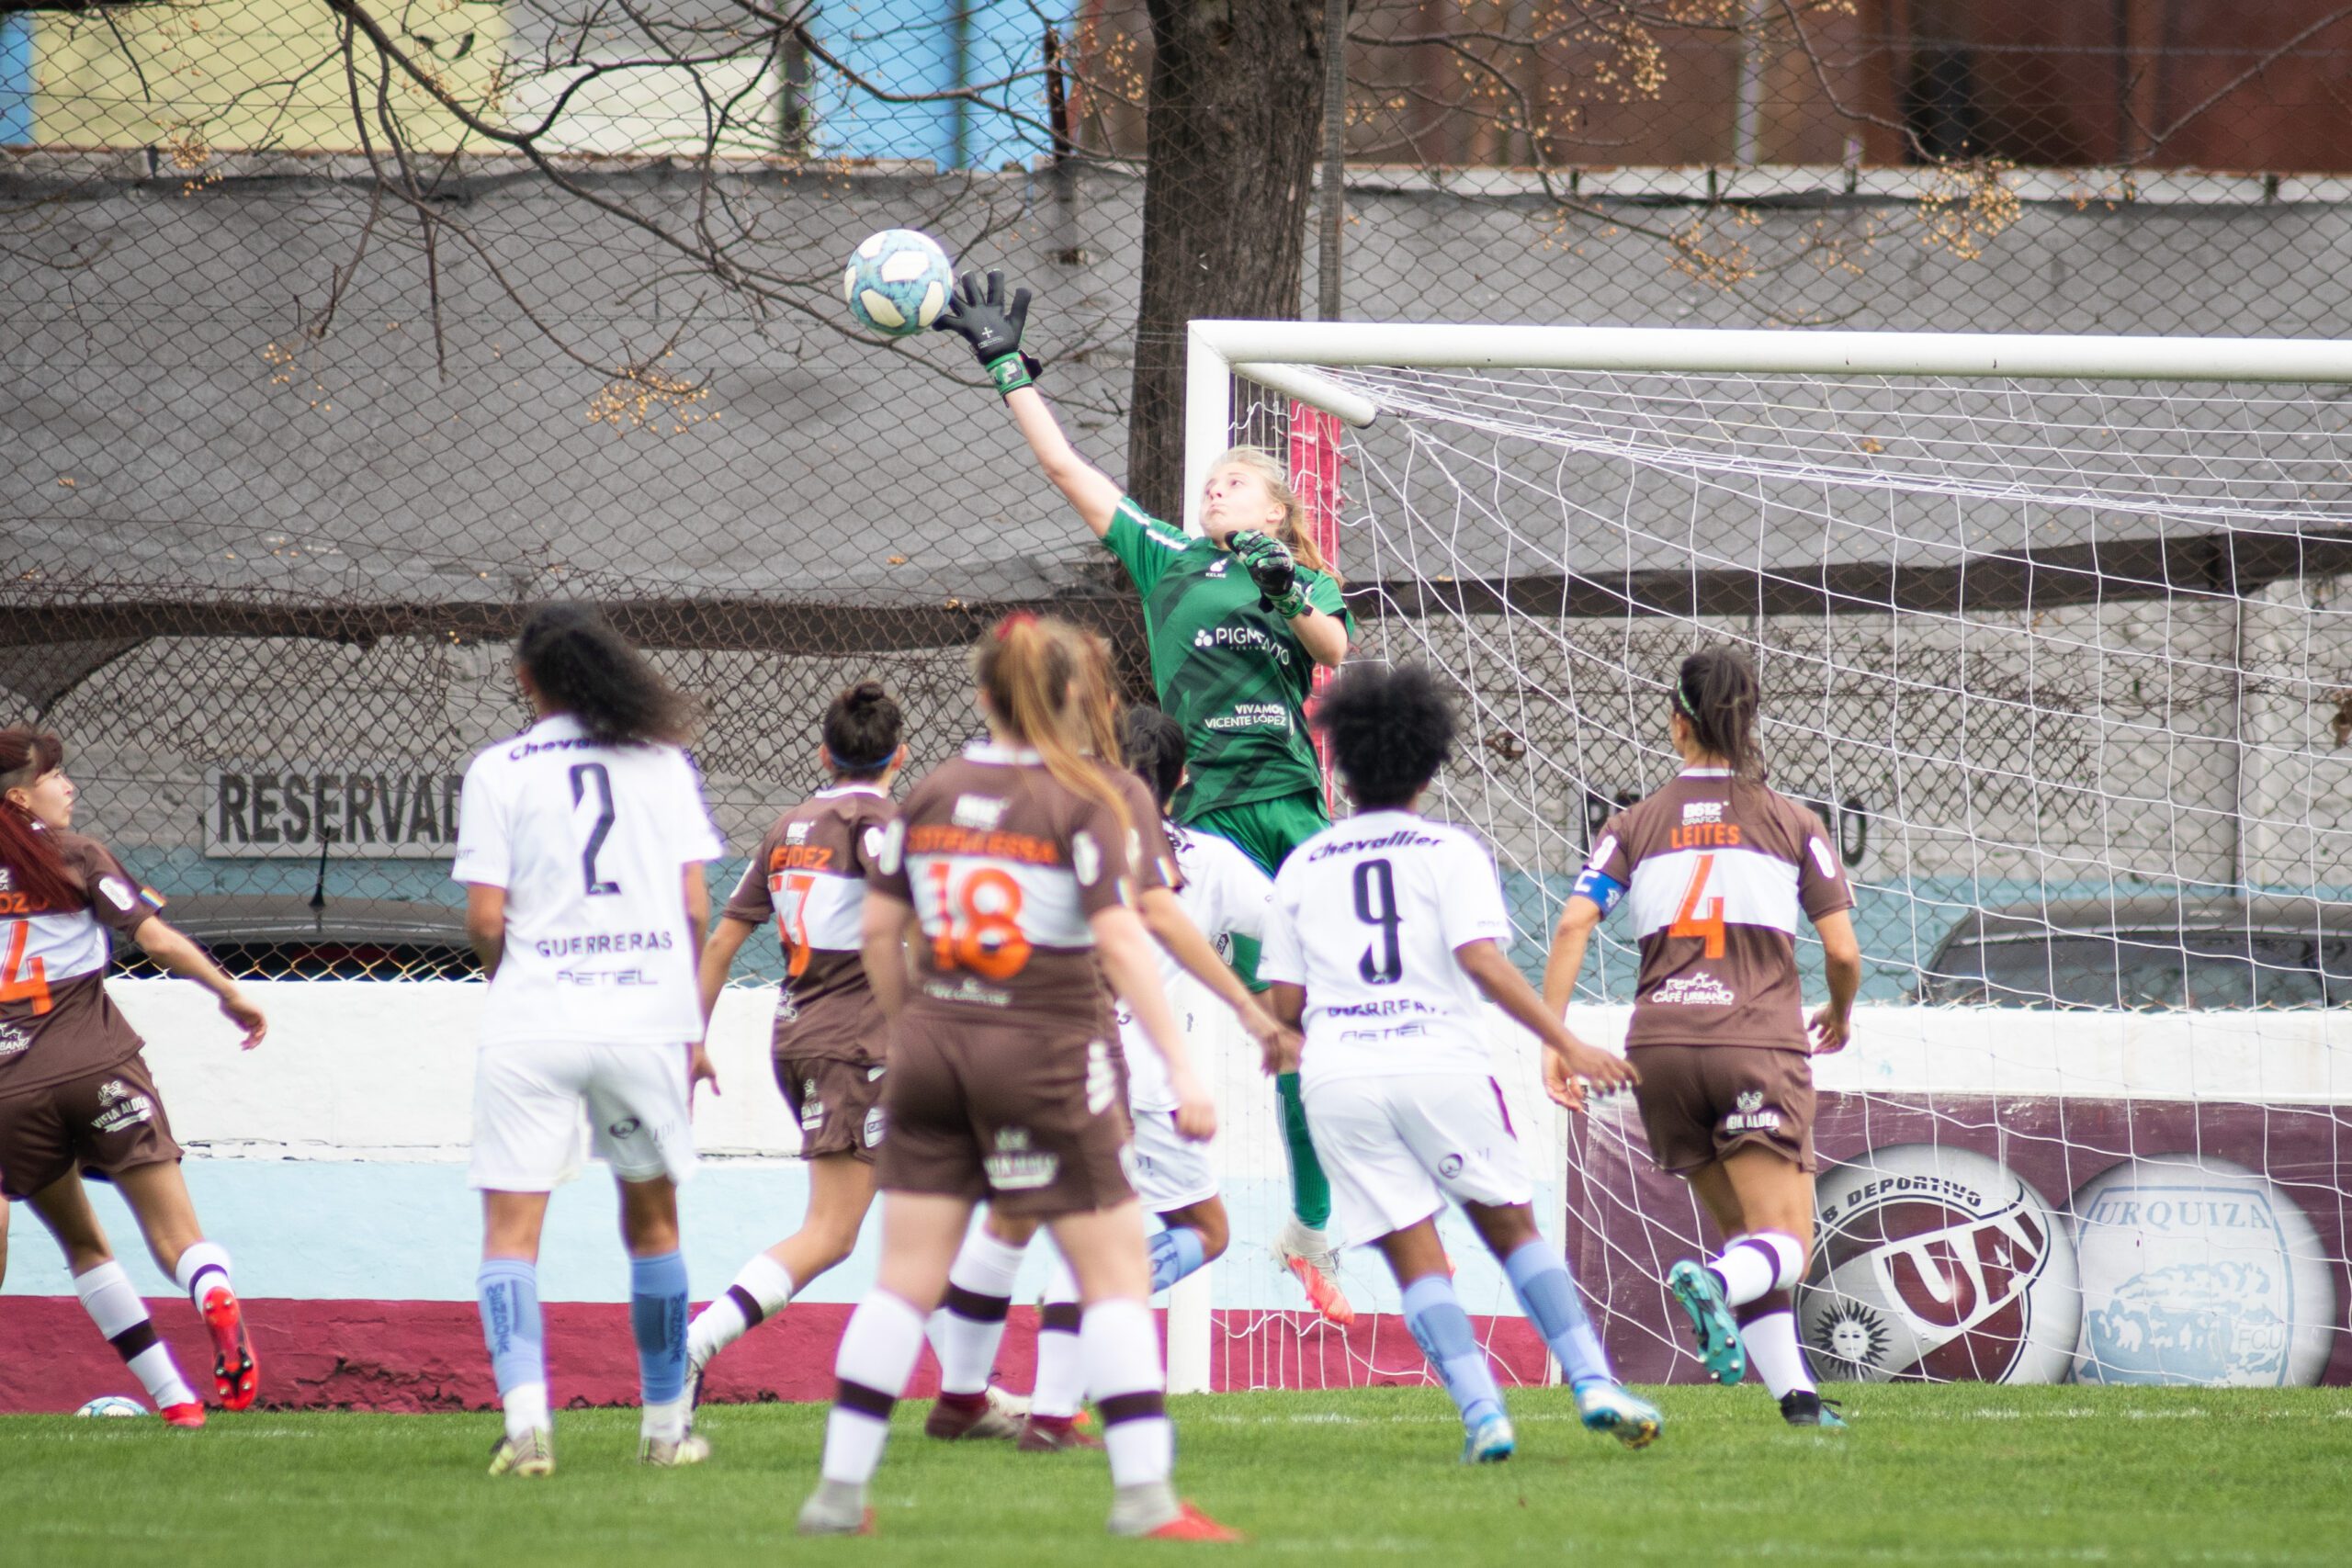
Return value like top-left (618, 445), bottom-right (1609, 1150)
top-left (1260, 809), bottom-right (1515, 1089)
top-left (452, 714), bottom-right (725, 1048)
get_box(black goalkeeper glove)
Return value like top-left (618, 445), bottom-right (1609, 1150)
top-left (1229, 530), bottom-right (1310, 619)
top-left (932, 268), bottom-right (1043, 397)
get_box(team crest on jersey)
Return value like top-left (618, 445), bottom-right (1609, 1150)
top-left (1204, 557), bottom-right (1230, 577)
top-left (985, 1126), bottom-right (1059, 1190)
top-left (0, 1021), bottom-right (29, 1060)
top-left (952, 795), bottom-right (1008, 831)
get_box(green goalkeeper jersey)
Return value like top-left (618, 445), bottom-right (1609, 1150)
top-left (1101, 495), bottom-right (1353, 820)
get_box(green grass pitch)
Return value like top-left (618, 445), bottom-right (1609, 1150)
top-left (5, 1384), bottom-right (2348, 1566)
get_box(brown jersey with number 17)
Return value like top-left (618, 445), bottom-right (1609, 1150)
top-left (1579, 769), bottom-right (1853, 1052)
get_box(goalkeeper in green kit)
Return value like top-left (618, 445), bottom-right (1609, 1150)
top-left (935, 271), bottom-right (1358, 1324)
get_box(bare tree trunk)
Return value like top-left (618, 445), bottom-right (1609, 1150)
top-left (1129, 0), bottom-right (1329, 519)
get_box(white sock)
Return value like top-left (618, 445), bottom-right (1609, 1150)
top-left (503, 1380), bottom-right (550, 1439)
top-left (1080, 1298), bottom-right (1171, 1489)
top-left (688, 1253), bottom-right (797, 1367)
top-left (75, 1261), bottom-right (195, 1410)
top-left (1032, 1257), bottom-right (1086, 1419)
top-left (1740, 1305), bottom-right (1816, 1398)
top-left (1706, 1232), bottom-right (1804, 1309)
top-left (927, 1228), bottom-right (1026, 1397)
top-left (641, 1394), bottom-right (689, 1443)
top-left (175, 1240), bottom-right (232, 1311)
top-left (821, 1292), bottom-right (926, 1485)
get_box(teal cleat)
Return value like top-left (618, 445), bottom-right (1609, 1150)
top-left (1575, 1382), bottom-right (1663, 1450)
top-left (1666, 1259), bottom-right (1747, 1385)
top-left (1781, 1391), bottom-right (1847, 1429)
top-left (1462, 1412), bottom-right (1516, 1464)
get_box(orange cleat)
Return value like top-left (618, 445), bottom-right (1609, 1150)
top-left (201, 1286), bottom-right (259, 1411)
top-left (1146, 1502), bottom-right (1247, 1543)
top-left (160, 1403), bottom-right (207, 1429)
top-left (1283, 1255), bottom-right (1357, 1327)
top-left (1017, 1414), bottom-right (1102, 1452)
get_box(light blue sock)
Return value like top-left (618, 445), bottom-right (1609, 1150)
top-left (1503, 1240), bottom-right (1613, 1390)
top-left (1148, 1226), bottom-right (1209, 1294)
top-left (1400, 1274), bottom-right (1503, 1430)
top-left (629, 1250), bottom-right (690, 1406)
top-left (476, 1258), bottom-right (545, 1397)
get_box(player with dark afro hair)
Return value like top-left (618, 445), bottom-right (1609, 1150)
top-left (1310, 661), bottom-right (1457, 811)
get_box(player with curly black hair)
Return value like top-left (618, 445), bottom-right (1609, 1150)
top-left (1259, 662), bottom-right (1658, 1462)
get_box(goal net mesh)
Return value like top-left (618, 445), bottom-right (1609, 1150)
top-left (1207, 362), bottom-right (2352, 1393)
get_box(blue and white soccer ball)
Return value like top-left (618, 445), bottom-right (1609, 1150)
top-left (841, 229), bottom-right (955, 337)
top-left (75, 1395), bottom-right (146, 1418)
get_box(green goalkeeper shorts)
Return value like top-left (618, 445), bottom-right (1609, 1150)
top-left (1180, 788), bottom-right (1329, 877)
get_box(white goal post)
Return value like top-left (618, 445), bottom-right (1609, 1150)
top-left (1169, 320), bottom-right (2352, 1397)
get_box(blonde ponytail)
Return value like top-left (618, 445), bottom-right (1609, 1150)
top-left (1211, 445), bottom-right (1338, 580)
top-left (972, 615), bottom-right (1132, 838)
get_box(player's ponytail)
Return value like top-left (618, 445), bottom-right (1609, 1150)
top-left (0, 728), bottom-right (85, 911)
top-left (822, 681), bottom-right (903, 781)
top-left (972, 615), bottom-right (1131, 836)
top-left (1673, 645), bottom-right (1765, 779)
top-left (515, 603), bottom-right (700, 749)
top-left (1072, 628), bottom-right (1127, 765)
top-left (1213, 446), bottom-right (1339, 581)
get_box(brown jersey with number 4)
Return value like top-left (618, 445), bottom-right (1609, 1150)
top-left (1581, 770), bottom-right (1852, 1052)
top-left (0, 830), bottom-right (164, 1098)
top-left (724, 784), bottom-right (896, 1064)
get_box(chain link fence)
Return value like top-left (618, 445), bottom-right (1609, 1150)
top-left (6, 0), bottom-right (2352, 979)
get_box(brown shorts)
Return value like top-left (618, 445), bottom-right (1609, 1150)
top-left (775, 1053), bottom-right (887, 1164)
top-left (875, 1007), bottom-right (1132, 1218)
top-left (0, 1054), bottom-right (182, 1201)
top-left (1626, 1043), bottom-right (1815, 1175)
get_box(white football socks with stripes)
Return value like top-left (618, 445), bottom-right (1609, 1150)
top-left (75, 1261), bottom-right (196, 1411)
top-left (1706, 1231), bottom-right (1804, 1306)
top-left (821, 1292), bottom-right (926, 1485)
top-left (687, 1252), bottom-right (797, 1369)
top-left (174, 1240), bottom-right (232, 1311)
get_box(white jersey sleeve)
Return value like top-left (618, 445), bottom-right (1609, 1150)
top-left (1437, 835), bottom-right (1514, 953)
top-left (1122, 825), bottom-right (1282, 1114)
top-left (450, 751), bottom-right (514, 888)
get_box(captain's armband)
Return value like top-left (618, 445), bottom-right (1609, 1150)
top-left (1569, 864), bottom-right (1625, 918)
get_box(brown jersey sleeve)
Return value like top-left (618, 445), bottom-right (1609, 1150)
top-left (1111, 773), bottom-right (1172, 895)
top-left (1065, 785), bottom-right (1135, 921)
top-left (723, 822), bottom-right (781, 926)
top-left (60, 834), bottom-right (164, 938)
top-left (1788, 797), bottom-right (1856, 921)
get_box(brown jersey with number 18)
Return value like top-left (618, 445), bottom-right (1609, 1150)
top-left (866, 741), bottom-right (1138, 1217)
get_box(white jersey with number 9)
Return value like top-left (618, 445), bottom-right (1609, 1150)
top-left (1260, 808), bottom-right (1516, 1089)
top-left (452, 714), bottom-right (725, 1047)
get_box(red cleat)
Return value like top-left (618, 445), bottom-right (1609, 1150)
top-left (1017, 1414), bottom-right (1102, 1452)
top-left (1147, 1502), bottom-right (1246, 1543)
top-left (201, 1286), bottom-right (259, 1411)
top-left (160, 1403), bottom-right (206, 1429)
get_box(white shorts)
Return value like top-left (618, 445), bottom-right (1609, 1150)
top-left (1127, 1106), bottom-right (1217, 1213)
top-left (1303, 1072), bottom-right (1532, 1243)
top-left (469, 1041), bottom-right (696, 1191)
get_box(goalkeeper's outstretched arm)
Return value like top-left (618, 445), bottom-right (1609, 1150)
top-left (933, 268), bottom-right (1122, 536)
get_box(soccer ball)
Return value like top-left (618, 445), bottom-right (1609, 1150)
top-left (75, 1395), bottom-right (146, 1418)
top-left (841, 229), bottom-right (955, 337)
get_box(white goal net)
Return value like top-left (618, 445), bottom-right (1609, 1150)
top-left (1182, 325), bottom-right (2352, 1394)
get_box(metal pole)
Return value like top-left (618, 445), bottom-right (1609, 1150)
top-left (1317, 0), bottom-right (1347, 321)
